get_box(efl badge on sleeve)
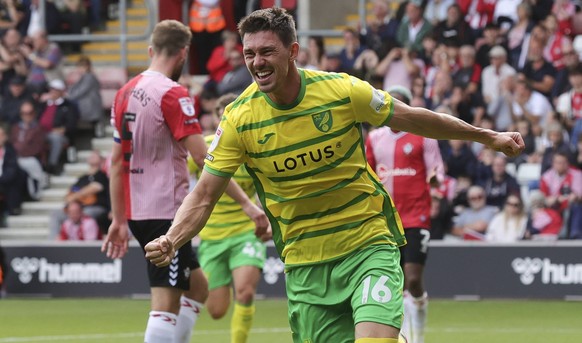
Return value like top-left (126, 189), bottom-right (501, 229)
top-left (179, 97), bottom-right (195, 117)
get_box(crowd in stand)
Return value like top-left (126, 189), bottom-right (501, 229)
top-left (0, 1), bottom-right (110, 231)
top-left (2, 0), bottom-right (582, 243)
top-left (189, 0), bottom-right (582, 242)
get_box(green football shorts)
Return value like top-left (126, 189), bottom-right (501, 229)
top-left (286, 244), bottom-right (404, 343)
top-left (198, 231), bottom-right (266, 290)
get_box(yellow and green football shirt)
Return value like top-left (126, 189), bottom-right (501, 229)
top-left (189, 135), bottom-right (257, 241)
top-left (204, 68), bottom-right (405, 267)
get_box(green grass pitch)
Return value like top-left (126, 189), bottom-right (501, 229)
top-left (1, 298), bottom-right (581, 342)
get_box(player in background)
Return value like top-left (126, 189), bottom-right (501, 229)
top-left (144, 8), bottom-right (524, 343)
top-left (190, 93), bottom-right (272, 343)
top-left (101, 20), bottom-right (268, 343)
top-left (366, 86), bottom-right (445, 343)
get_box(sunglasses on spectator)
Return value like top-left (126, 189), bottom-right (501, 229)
top-left (469, 195), bottom-right (484, 201)
top-left (506, 201), bottom-right (520, 207)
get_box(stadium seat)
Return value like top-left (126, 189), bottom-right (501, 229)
top-left (515, 163), bottom-right (541, 186)
top-left (93, 66), bottom-right (128, 110)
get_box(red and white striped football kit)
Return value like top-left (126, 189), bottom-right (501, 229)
top-left (111, 70), bottom-right (202, 220)
top-left (366, 128), bottom-right (445, 229)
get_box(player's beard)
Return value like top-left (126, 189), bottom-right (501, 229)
top-left (171, 59), bottom-right (185, 82)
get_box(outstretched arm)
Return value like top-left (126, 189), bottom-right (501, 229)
top-left (388, 98), bottom-right (525, 157)
top-left (145, 170), bottom-right (269, 267)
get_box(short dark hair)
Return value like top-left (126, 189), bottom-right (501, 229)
top-left (568, 64), bottom-right (582, 77)
top-left (238, 7), bottom-right (297, 47)
top-left (151, 20), bottom-right (192, 56)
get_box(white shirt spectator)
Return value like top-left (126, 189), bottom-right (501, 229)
top-left (482, 63), bottom-right (516, 101)
top-left (512, 90), bottom-right (553, 126)
top-left (424, 0), bottom-right (455, 25)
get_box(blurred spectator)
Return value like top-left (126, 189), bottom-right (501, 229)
top-left (493, 0), bottom-right (521, 32)
top-left (511, 118), bottom-right (538, 167)
top-left (519, 37), bottom-right (556, 98)
top-left (58, 0), bottom-right (86, 53)
top-left (482, 47), bottom-right (516, 131)
top-left (556, 64), bottom-right (582, 148)
top-left (441, 140), bottom-right (477, 180)
top-left (473, 145), bottom-right (495, 183)
top-left (540, 122), bottom-right (575, 174)
top-left (451, 185), bottom-right (499, 240)
top-left (453, 45), bottom-right (481, 95)
top-left (10, 100), bottom-right (46, 200)
top-left (322, 52), bottom-right (341, 72)
top-left (475, 23), bottom-right (505, 69)
top-left (486, 194), bottom-right (528, 242)
top-left (482, 46), bottom-right (515, 104)
top-left (460, 0), bottom-right (495, 35)
top-left (429, 192), bottom-right (454, 240)
top-left (189, 0), bottom-right (226, 74)
top-left (410, 76), bottom-right (427, 107)
top-left (216, 49), bottom-right (252, 96)
top-left (338, 27), bottom-right (366, 73)
top-left (38, 79), bottom-right (79, 175)
top-left (525, 189), bottom-right (562, 240)
top-left (360, 0), bottom-right (399, 58)
top-left (49, 150), bottom-right (110, 238)
top-left (20, 29), bottom-right (63, 94)
top-left (296, 47), bottom-right (317, 70)
top-left (552, 46), bottom-right (580, 99)
top-left (375, 46), bottom-right (423, 91)
top-left (427, 70), bottom-right (453, 110)
top-left (424, 0), bottom-right (455, 26)
top-left (206, 30), bottom-right (242, 85)
top-left (396, 0), bottom-right (432, 53)
top-left (0, 0), bottom-right (24, 37)
top-left (58, 200), bottom-right (100, 241)
top-left (543, 14), bottom-right (572, 71)
top-left (480, 154), bottom-right (520, 209)
top-left (539, 152), bottom-right (582, 238)
top-left (0, 28), bottom-right (27, 95)
top-left (510, 79), bottom-right (552, 136)
top-left (507, 2), bottom-right (534, 68)
top-left (66, 55), bottom-right (102, 124)
top-left (307, 36), bottom-right (326, 70)
top-left (195, 88), bottom-right (219, 135)
top-left (433, 3), bottom-right (473, 46)
top-left (20, 0), bottom-right (62, 36)
top-left (551, 0), bottom-right (575, 36)
top-left (0, 75), bottom-right (35, 126)
top-left (575, 134), bottom-right (582, 169)
top-left (448, 85), bottom-right (486, 126)
top-left (351, 49), bottom-right (379, 82)
top-left (0, 125), bottom-right (25, 216)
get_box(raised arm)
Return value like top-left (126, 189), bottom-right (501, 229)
top-left (387, 98), bottom-right (525, 157)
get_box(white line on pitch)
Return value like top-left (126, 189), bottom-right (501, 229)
top-left (0, 327), bottom-right (291, 342)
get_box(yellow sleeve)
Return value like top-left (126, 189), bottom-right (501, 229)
top-left (204, 115), bottom-right (245, 178)
top-left (349, 76), bottom-right (395, 127)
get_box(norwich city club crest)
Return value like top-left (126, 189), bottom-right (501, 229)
top-left (311, 110), bottom-right (333, 132)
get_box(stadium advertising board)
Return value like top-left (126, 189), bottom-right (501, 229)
top-left (2, 242), bottom-right (581, 299)
top-left (425, 242), bottom-right (582, 299)
top-left (2, 242), bottom-right (287, 298)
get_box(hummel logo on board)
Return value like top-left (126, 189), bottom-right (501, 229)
top-left (258, 132), bottom-right (275, 144)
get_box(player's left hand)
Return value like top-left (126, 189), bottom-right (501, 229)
top-left (145, 236), bottom-right (175, 267)
top-left (242, 202), bottom-right (270, 238)
top-left (488, 132), bottom-right (525, 158)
